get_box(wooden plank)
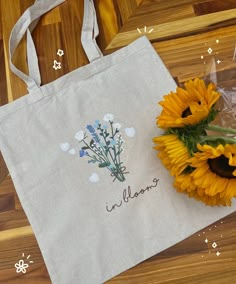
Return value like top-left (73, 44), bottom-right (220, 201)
top-left (193, 0), bottom-right (236, 16)
top-left (0, 1), bottom-right (2, 40)
top-left (95, 0), bottom-right (120, 51)
top-left (33, 23), bottom-right (65, 85)
top-left (0, 154), bottom-right (8, 184)
top-left (116, 0), bottom-right (142, 23)
top-left (1, 0), bottom-right (29, 101)
top-left (0, 176), bottom-right (15, 196)
top-left (141, 0), bottom-right (212, 9)
top-left (0, 264), bottom-right (50, 284)
top-left (41, 7), bottom-right (61, 25)
top-left (0, 209), bottom-right (28, 231)
top-left (0, 193), bottom-right (14, 214)
top-left (152, 25), bottom-right (236, 83)
top-left (0, 194), bottom-right (15, 213)
top-left (31, 0), bottom-right (89, 85)
top-left (0, 226), bottom-right (33, 243)
top-left (0, 40), bottom-right (8, 106)
top-left (106, 9), bottom-right (236, 50)
top-left (121, 5), bottom-right (195, 32)
top-left (59, 0), bottom-right (88, 70)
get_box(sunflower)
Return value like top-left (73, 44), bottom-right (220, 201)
top-left (157, 78), bottom-right (221, 129)
top-left (188, 143), bottom-right (236, 205)
top-left (174, 173), bottom-right (196, 193)
top-left (187, 187), bottom-right (231, 206)
top-left (174, 171), bottom-right (231, 206)
top-left (153, 134), bottom-right (190, 176)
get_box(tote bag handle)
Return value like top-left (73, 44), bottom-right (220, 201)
top-left (9, 0), bottom-right (103, 93)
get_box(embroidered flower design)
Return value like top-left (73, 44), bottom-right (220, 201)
top-left (15, 259), bottom-right (29, 274)
top-left (103, 113), bottom-right (114, 122)
top-left (76, 114), bottom-right (129, 183)
top-left (113, 123), bottom-right (121, 130)
top-left (74, 131), bottom-right (85, 141)
top-left (94, 120), bottom-right (100, 129)
top-left (79, 149), bottom-right (88, 157)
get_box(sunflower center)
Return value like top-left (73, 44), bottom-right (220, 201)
top-left (182, 107), bottom-right (192, 118)
top-left (181, 102), bottom-right (201, 118)
top-left (208, 155), bottom-right (236, 178)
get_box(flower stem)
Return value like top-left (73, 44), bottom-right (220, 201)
top-left (99, 125), bottom-right (117, 167)
top-left (207, 124), bottom-right (236, 134)
top-left (82, 140), bottom-right (108, 164)
top-left (109, 121), bottom-right (119, 165)
top-left (199, 135), bottom-right (236, 144)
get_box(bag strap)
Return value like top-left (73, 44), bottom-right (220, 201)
top-left (81, 0), bottom-right (103, 62)
top-left (27, 18), bottom-right (41, 86)
top-left (9, 0), bottom-right (103, 93)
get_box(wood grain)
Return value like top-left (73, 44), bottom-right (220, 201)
top-left (193, 0), bottom-right (236, 16)
top-left (105, 9), bottom-right (236, 49)
top-left (0, 0), bottom-right (235, 283)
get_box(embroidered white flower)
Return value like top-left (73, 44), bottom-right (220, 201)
top-left (103, 113), bottom-right (114, 122)
top-left (74, 131), bottom-right (84, 141)
top-left (15, 259), bottom-right (29, 274)
top-left (113, 123), bottom-right (121, 130)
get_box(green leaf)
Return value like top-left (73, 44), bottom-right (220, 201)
top-left (90, 139), bottom-right (94, 147)
top-left (82, 146), bottom-right (90, 150)
top-left (98, 162), bottom-right (111, 168)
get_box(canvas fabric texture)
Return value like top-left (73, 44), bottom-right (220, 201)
top-left (0, 0), bottom-right (235, 283)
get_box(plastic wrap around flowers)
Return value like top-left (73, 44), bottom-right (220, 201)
top-left (153, 78), bottom-right (236, 206)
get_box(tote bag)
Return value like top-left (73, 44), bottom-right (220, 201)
top-left (0, 0), bottom-right (235, 283)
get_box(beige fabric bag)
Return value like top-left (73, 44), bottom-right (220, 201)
top-left (0, 0), bottom-right (235, 283)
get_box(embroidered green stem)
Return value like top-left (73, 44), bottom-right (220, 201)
top-left (82, 140), bottom-right (108, 164)
top-left (109, 121), bottom-right (119, 166)
top-left (98, 123), bottom-right (125, 182)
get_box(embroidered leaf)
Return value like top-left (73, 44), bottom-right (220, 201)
top-left (98, 162), bottom-right (110, 168)
top-left (90, 139), bottom-right (94, 147)
top-left (88, 159), bottom-right (96, 164)
top-left (82, 146), bottom-right (90, 150)
top-left (106, 141), bottom-right (110, 146)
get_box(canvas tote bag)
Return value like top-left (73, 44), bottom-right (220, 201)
top-left (0, 0), bottom-right (235, 283)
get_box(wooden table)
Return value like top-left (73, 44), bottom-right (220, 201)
top-left (0, 0), bottom-right (236, 283)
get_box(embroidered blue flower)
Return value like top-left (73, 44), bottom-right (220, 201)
top-left (103, 125), bottom-right (108, 130)
top-left (86, 125), bottom-right (100, 143)
top-left (94, 120), bottom-right (100, 129)
top-left (110, 139), bottom-right (116, 146)
top-left (79, 149), bottom-right (87, 157)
